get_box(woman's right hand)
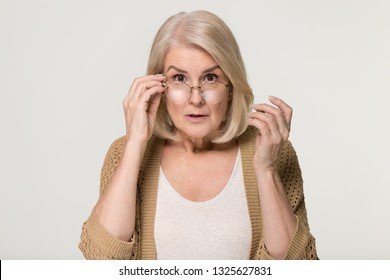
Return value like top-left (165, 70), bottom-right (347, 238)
top-left (122, 74), bottom-right (165, 145)
top-left (92, 75), bottom-right (165, 243)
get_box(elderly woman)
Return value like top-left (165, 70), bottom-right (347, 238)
top-left (79, 10), bottom-right (318, 260)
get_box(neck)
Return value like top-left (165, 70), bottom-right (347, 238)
top-left (166, 137), bottom-right (236, 154)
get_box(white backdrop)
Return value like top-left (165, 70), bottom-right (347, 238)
top-left (1, 0), bottom-right (389, 259)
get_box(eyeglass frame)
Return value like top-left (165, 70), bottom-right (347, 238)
top-left (162, 80), bottom-right (231, 103)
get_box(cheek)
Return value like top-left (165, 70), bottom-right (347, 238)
top-left (213, 102), bottom-right (229, 121)
top-left (166, 102), bottom-right (182, 121)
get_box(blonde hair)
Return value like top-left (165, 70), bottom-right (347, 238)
top-left (147, 10), bottom-right (253, 143)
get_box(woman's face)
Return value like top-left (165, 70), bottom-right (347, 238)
top-left (163, 45), bottom-right (230, 142)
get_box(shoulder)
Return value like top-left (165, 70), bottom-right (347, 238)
top-left (104, 134), bottom-right (163, 162)
top-left (101, 135), bottom-right (128, 169)
top-left (277, 140), bottom-right (299, 171)
top-left (99, 135), bottom-right (163, 194)
top-left (106, 135), bottom-right (127, 156)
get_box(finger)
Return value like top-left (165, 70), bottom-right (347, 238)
top-left (124, 75), bottom-right (165, 109)
top-left (137, 81), bottom-right (165, 105)
top-left (252, 103), bottom-right (282, 117)
top-left (145, 86), bottom-right (164, 115)
top-left (247, 117), bottom-right (271, 138)
top-left (132, 75), bottom-right (165, 100)
top-left (248, 111), bottom-right (282, 142)
top-left (251, 103), bottom-right (287, 135)
top-left (268, 96), bottom-right (293, 131)
top-left (126, 74), bottom-right (165, 98)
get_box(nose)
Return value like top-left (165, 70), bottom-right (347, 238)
top-left (188, 86), bottom-right (205, 105)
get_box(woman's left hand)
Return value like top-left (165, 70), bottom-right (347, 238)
top-left (247, 96), bottom-right (293, 172)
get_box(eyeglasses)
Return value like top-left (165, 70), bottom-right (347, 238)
top-left (163, 80), bottom-right (230, 104)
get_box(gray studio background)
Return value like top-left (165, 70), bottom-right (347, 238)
top-left (1, 0), bottom-right (389, 259)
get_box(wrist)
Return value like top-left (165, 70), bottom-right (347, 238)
top-left (124, 138), bottom-right (148, 157)
top-left (253, 160), bottom-right (278, 175)
top-left (254, 166), bottom-right (281, 190)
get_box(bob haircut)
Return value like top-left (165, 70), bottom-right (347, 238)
top-left (147, 10), bottom-right (253, 143)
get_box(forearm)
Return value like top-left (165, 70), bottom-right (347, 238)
top-left (94, 141), bottom-right (146, 242)
top-left (255, 168), bottom-right (297, 259)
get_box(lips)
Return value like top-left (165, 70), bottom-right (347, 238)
top-left (185, 113), bottom-right (209, 122)
top-left (187, 114), bottom-right (208, 118)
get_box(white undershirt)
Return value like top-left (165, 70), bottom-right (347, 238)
top-left (154, 150), bottom-right (252, 260)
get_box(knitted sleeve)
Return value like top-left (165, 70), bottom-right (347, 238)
top-left (78, 136), bottom-right (138, 259)
top-left (257, 141), bottom-right (319, 260)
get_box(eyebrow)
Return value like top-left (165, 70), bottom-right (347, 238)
top-left (166, 65), bottom-right (221, 74)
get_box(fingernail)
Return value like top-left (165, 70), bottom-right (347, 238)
top-left (155, 74), bottom-right (165, 79)
top-left (268, 95), bottom-right (276, 100)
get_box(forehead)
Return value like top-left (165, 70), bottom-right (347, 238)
top-left (164, 45), bottom-right (218, 72)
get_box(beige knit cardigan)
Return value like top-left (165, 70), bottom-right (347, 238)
top-left (79, 127), bottom-right (318, 260)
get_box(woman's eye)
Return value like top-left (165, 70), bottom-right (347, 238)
top-left (173, 74), bottom-right (186, 82)
top-left (204, 74), bottom-right (218, 82)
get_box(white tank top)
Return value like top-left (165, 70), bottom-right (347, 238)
top-left (154, 150), bottom-right (252, 259)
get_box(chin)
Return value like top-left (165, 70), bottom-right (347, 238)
top-left (176, 128), bottom-right (216, 141)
